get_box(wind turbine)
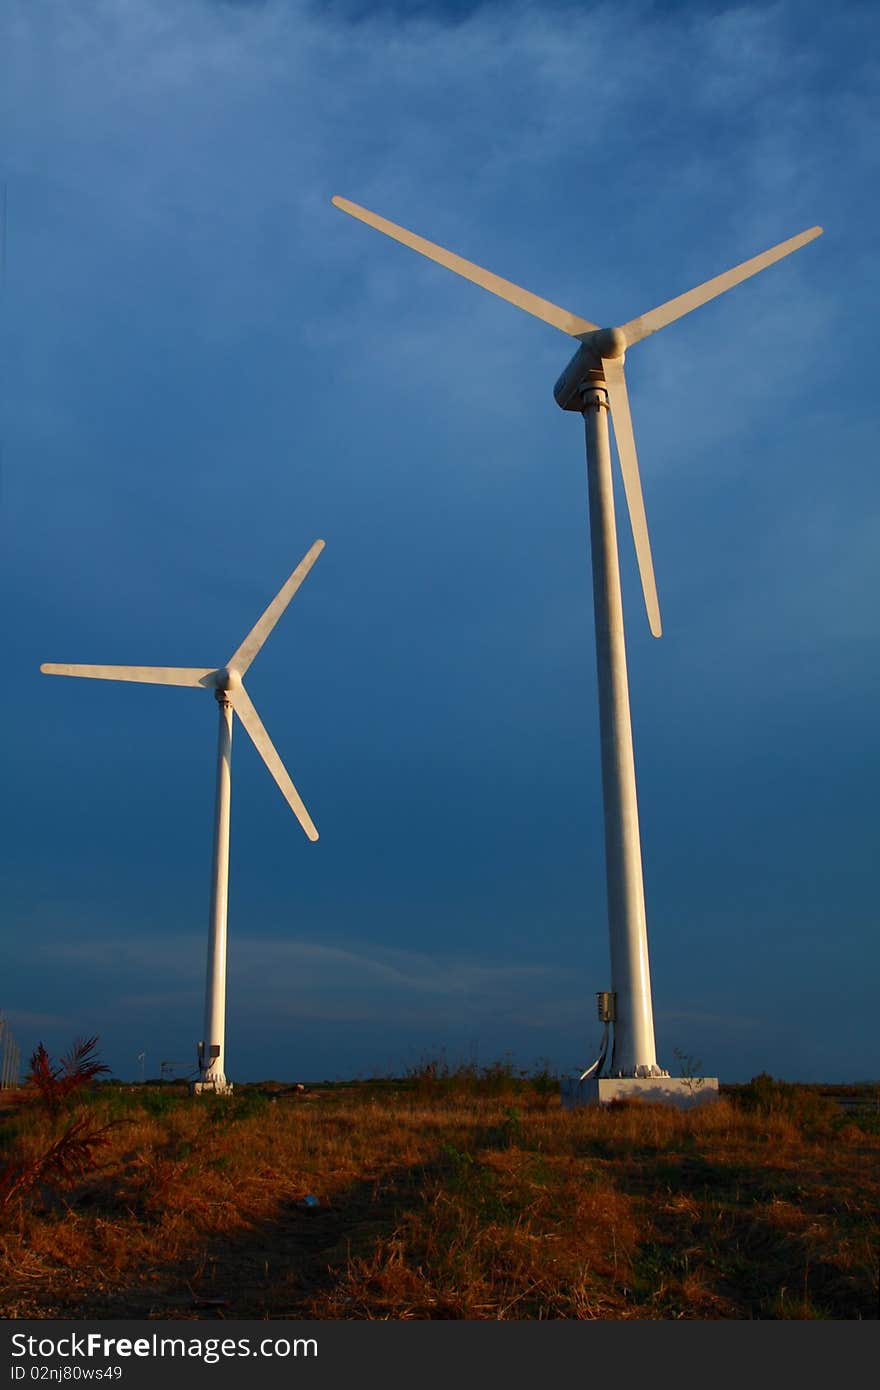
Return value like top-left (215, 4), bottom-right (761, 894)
top-left (41, 539), bottom-right (325, 1095)
top-left (332, 195), bottom-right (822, 1099)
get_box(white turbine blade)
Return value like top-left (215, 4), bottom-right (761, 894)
top-left (622, 226), bottom-right (823, 346)
top-left (229, 683), bottom-right (318, 841)
top-left (226, 540), bottom-right (325, 677)
top-left (601, 357), bottom-right (662, 639)
top-left (40, 663), bottom-right (214, 686)
top-left (332, 195), bottom-right (599, 338)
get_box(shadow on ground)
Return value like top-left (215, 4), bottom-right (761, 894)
top-left (40, 1159), bottom-right (442, 1319)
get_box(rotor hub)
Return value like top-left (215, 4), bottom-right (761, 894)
top-left (590, 326), bottom-right (627, 361)
top-left (214, 667), bottom-right (241, 692)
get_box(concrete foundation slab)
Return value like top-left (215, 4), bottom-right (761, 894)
top-left (561, 1075), bottom-right (719, 1109)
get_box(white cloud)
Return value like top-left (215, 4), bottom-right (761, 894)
top-left (46, 926), bottom-right (567, 1022)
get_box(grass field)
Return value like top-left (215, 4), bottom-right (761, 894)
top-left (1, 1063), bottom-right (878, 1320)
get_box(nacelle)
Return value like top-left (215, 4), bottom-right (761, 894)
top-left (553, 328), bottom-right (625, 411)
top-left (553, 343), bottom-right (600, 411)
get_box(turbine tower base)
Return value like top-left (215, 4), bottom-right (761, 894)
top-left (190, 1078), bottom-right (234, 1097)
top-left (561, 1075), bottom-right (719, 1110)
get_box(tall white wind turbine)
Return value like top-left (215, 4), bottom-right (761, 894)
top-left (332, 195), bottom-right (822, 1098)
top-left (41, 540), bottom-right (325, 1094)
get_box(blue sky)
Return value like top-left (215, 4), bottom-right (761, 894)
top-left (1, 0), bottom-right (877, 1084)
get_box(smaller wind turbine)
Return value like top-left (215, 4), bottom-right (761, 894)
top-left (42, 540), bottom-right (325, 1094)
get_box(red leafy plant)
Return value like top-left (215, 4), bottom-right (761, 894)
top-left (0, 1113), bottom-right (119, 1212)
top-left (1, 1036), bottom-right (120, 1216)
top-left (27, 1035), bottom-right (110, 1112)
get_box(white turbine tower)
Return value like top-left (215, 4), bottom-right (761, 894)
top-left (332, 195), bottom-right (822, 1104)
top-left (41, 539), bottom-right (325, 1095)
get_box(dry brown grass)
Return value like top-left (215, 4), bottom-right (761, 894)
top-left (0, 1077), bottom-right (877, 1320)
